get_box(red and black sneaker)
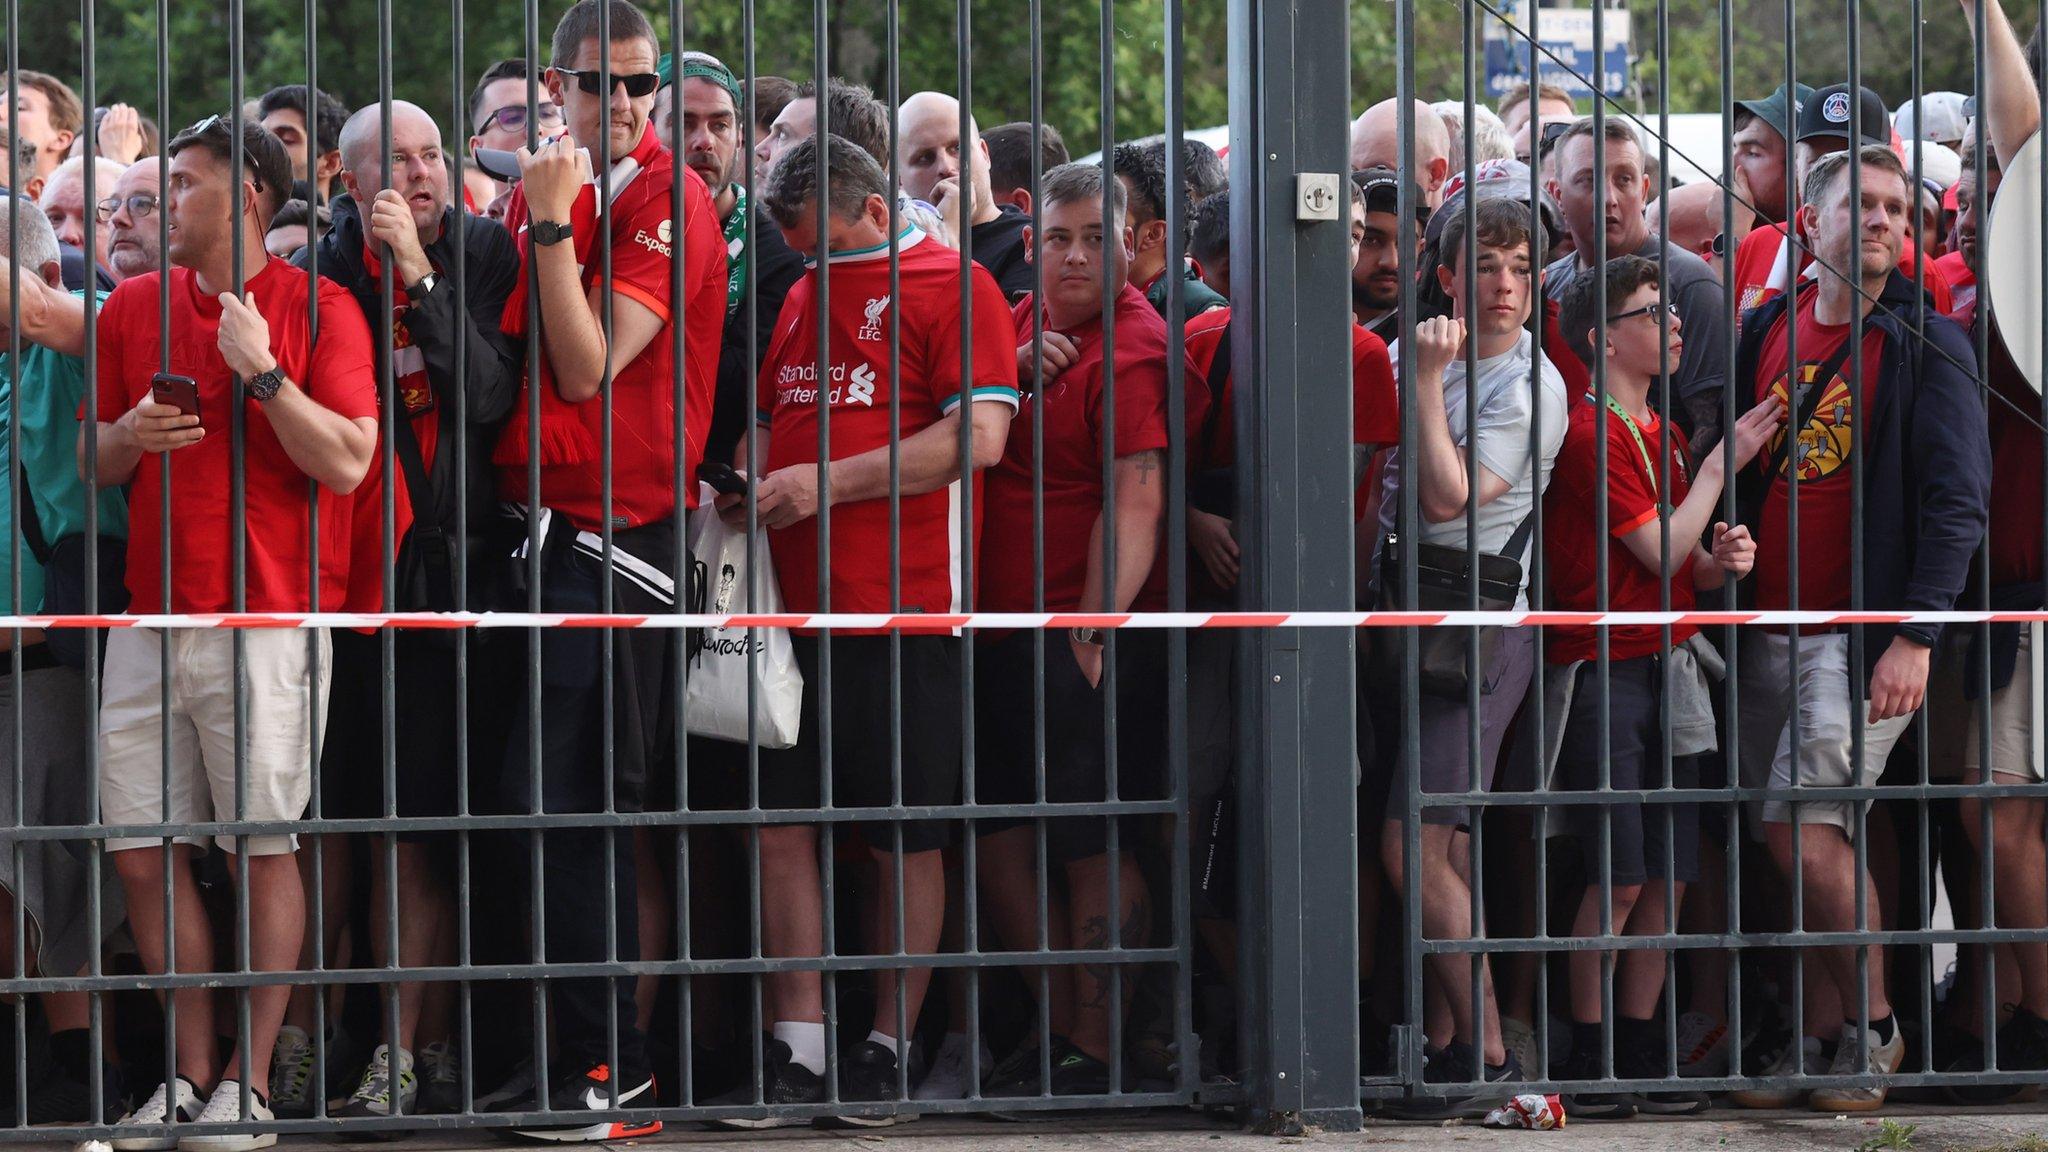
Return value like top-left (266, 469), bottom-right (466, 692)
top-left (510, 1063), bottom-right (661, 1143)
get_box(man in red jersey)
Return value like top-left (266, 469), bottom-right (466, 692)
top-left (1544, 255), bottom-right (1779, 1119)
top-left (972, 161), bottom-right (1190, 1102)
top-left (85, 115), bottom-right (377, 1146)
top-left (710, 133), bottom-right (1015, 1124)
top-left (487, 0), bottom-right (726, 1136)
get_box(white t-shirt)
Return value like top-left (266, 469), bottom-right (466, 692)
top-left (1377, 327), bottom-right (1568, 605)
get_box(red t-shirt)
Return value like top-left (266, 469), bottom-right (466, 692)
top-left (1733, 222), bottom-right (1951, 328)
top-left (1947, 282), bottom-right (2044, 588)
top-left (94, 258), bottom-right (379, 613)
top-left (1749, 292), bottom-right (1885, 617)
top-left (1934, 250), bottom-right (1977, 321)
top-left (981, 283), bottom-right (1179, 612)
top-left (756, 231), bottom-right (1020, 629)
top-left (1183, 306), bottom-right (1399, 477)
top-left (1543, 395), bottom-right (1701, 663)
top-left (333, 244), bottom-right (445, 613)
top-left (496, 128), bottom-right (727, 529)
top-left (1540, 297), bottom-right (1592, 394)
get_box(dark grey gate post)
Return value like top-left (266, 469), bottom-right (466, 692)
top-left (1227, 0), bottom-right (1362, 1132)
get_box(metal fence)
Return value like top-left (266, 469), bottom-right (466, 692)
top-left (0, 0), bottom-right (2037, 1142)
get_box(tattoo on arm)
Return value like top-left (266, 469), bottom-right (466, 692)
top-left (1134, 450), bottom-right (1163, 485)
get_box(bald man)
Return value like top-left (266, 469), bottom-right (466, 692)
top-left (1649, 180), bottom-right (1751, 282)
top-left (279, 97), bottom-right (522, 1123)
top-left (1350, 97), bottom-right (1451, 208)
top-left (102, 159), bottom-right (163, 283)
top-left (898, 90), bottom-right (1035, 298)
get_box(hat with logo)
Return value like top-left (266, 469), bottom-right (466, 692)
top-left (1350, 166), bottom-right (1429, 219)
top-left (1795, 83), bottom-right (1891, 147)
top-left (1733, 82), bottom-right (1814, 142)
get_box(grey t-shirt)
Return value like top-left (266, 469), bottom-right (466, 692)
top-left (1377, 328), bottom-right (1569, 606)
top-left (1545, 235), bottom-right (1728, 407)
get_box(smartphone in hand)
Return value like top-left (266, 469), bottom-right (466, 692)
top-left (150, 372), bottom-right (200, 421)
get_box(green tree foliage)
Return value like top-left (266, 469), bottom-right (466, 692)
top-left (0, 0), bottom-right (2029, 157)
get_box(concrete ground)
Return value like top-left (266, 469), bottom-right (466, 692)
top-left (102, 1105), bottom-right (2031, 1152)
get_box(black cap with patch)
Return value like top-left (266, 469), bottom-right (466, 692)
top-left (1795, 83), bottom-right (1890, 147)
top-left (1350, 166), bottom-right (1429, 219)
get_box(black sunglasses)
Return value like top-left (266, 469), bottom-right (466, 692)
top-left (96, 192), bottom-right (159, 224)
top-left (556, 68), bottom-right (660, 98)
top-left (178, 114), bottom-right (267, 191)
top-left (474, 101), bottom-right (562, 136)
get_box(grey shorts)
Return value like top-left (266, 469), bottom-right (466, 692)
top-left (1736, 631), bottom-right (1913, 837)
top-left (1385, 625), bottom-right (1538, 829)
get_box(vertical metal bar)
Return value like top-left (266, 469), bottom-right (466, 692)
top-left (227, 0), bottom-right (254, 1120)
top-left (521, 0), bottom-right (550, 1104)
top-left (1844, 0), bottom-right (1870, 1075)
top-left (79, 0), bottom-right (108, 1120)
top-left (1227, 0), bottom-right (1360, 1124)
top-left (2, 0), bottom-right (23, 1121)
top-left (449, 0), bottom-right (475, 1111)
top-left (809, 0), bottom-right (838, 1104)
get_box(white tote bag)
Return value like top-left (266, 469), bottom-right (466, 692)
top-left (684, 488), bottom-right (804, 748)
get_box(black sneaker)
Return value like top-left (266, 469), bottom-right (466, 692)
top-left (703, 1039), bottom-right (824, 1131)
top-left (1617, 1034), bottom-right (1710, 1115)
top-left (817, 1041), bottom-right (919, 1129)
top-left (984, 1039), bottom-right (1117, 1121)
top-left (1554, 1047), bottom-right (1638, 1122)
top-left (508, 1063), bottom-right (660, 1143)
top-left (1943, 1006), bottom-right (2048, 1106)
top-left (26, 1061), bottom-right (123, 1125)
top-left (1384, 1041), bottom-right (1522, 1120)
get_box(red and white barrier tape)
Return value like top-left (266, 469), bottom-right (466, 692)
top-left (0, 610), bottom-right (2043, 631)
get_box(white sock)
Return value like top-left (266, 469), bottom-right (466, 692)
top-left (773, 1021), bottom-right (828, 1075)
top-left (866, 1029), bottom-right (904, 1059)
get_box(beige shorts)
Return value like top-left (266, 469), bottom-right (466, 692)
top-left (99, 628), bottom-right (332, 855)
top-left (1737, 631), bottom-right (1914, 835)
top-left (1927, 625), bottom-right (2045, 784)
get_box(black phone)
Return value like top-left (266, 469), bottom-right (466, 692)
top-left (150, 372), bottom-right (200, 420)
top-left (696, 462), bottom-right (751, 496)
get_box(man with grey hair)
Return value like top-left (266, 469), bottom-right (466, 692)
top-left (266, 97), bottom-right (520, 1123)
top-left (709, 132), bottom-right (1017, 1125)
top-left (0, 194), bottom-right (128, 1122)
top-left (973, 159), bottom-right (1188, 1105)
top-left (38, 154), bottom-right (123, 281)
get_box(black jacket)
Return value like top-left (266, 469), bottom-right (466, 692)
top-left (705, 202), bottom-right (805, 465)
top-left (1734, 272), bottom-right (1992, 671)
top-left (298, 196), bottom-right (522, 608)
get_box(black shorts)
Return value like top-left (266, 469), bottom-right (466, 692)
top-left (972, 629), bottom-right (1169, 866)
top-left (320, 629), bottom-right (461, 838)
top-left (1556, 655), bottom-right (1700, 886)
top-left (748, 633), bottom-right (963, 854)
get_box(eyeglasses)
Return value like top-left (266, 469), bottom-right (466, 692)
top-left (474, 101), bottom-right (562, 137)
top-left (555, 68), bottom-right (661, 98)
top-left (96, 192), bottom-right (159, 223)
top-left (1607, 301), bottom-right (1681, 324)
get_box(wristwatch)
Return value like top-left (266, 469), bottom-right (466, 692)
top-left (1070, 627), bottom-right (1103, 647)
top-left (531, 219), bottom-right (572, 246)
top-left (404, 272), bottom-right (440, 302)
top-left (245, 368), bottom-right (285, 402)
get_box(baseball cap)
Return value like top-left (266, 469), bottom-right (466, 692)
top-left (1350, 166), bottom-right (1429, 218)
top-left (1423, 158), bottom-right (1563, 249)
top-left (1894, 91), bottom-right (1969, 145)
top-left (1796, 83), bottom-right (1891, 147)
top-left (1733, 82), bottom-right (1814, 142)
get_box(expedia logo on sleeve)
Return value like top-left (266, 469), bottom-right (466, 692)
top-left (633, 218), bottom-right (675, 257)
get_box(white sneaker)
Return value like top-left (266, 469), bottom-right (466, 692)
top-left (912, 1033), bottom-right (992, 1101)
top-left (1810, 1020), bottom-right (1905, 1113)
top-left (176, 1080), bottom-right (275, 1152)
top-left (1676, 1011), bottom-right (1730, 1078)
top-left (1730, 1034), bottom-right (1826, 1109)
top-left (111, 1077), bottom-right (202, 1152)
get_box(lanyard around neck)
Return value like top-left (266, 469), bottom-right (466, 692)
top-left (1588, 391), bottom-right (1663, 501)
